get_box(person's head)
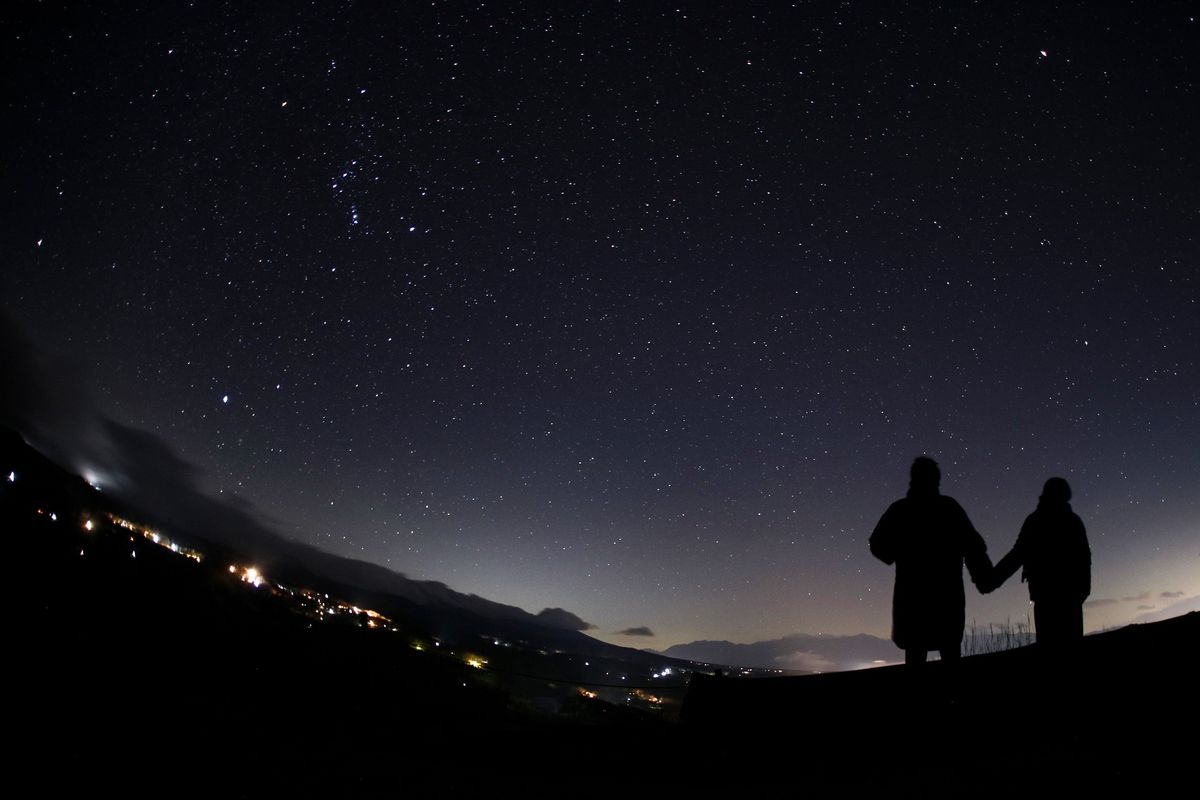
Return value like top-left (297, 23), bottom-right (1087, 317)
top-left (909, 456), bottom-right (941, 493)
top-left (1040, 477), bottom-right (1072, 504)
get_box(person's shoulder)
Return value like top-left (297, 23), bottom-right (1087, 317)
top-left (874, 498), bottom-right (909, 527)
top-left (937, 494), bottom-right (968, 513)
top-left (1017, 509), bottom-right (1040, 532)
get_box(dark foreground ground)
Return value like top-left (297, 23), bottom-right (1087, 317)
top-left (684, 610), bottom-right (1198, 793)
top-left (9, 498), bottom-right (1196, 796)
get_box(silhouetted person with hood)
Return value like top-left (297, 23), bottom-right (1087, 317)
top-left (870, 457), bottom-right (993, 665)
top-left (990, 477), bottom-right (1091, 645)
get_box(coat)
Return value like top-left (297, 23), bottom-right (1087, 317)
top-left (993, 500), bottom-right (1090, 606)
top-left (869, 490), bottom-right (991, 651)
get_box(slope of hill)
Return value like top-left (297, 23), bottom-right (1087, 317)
top-left (0, 425), bottom-right (670, 666)
top-left (681, 612), bottom-right (1198, 789)
top-left (5, 431), bottom-right (685, 791)
top-left (6, 425), bottom-right (1195, 791)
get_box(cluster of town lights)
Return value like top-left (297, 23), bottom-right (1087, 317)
top-left (228, 564), bottom-right (265, 588)
top-left (11, 487), bottom-right (689, 711)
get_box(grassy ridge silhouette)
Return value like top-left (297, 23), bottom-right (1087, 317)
top-left (962, 615), bottom-right (1034, 656)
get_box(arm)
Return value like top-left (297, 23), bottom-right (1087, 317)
top-left (990, 516), bottom-right (1031, 591)
top-left (869, 505), bottom-right (898, 565)
top-left (990, 548), bottom-right (1023, 591)
top-left (961, 516), bottom-right (995, 593)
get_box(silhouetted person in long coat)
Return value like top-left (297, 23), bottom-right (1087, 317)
top-left (991, 477), bottom-right (1091, 645)
top-left (870, 457), bottom-right (993, 664)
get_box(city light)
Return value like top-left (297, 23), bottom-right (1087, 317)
top-left (107, 514), bottom-right (203, 562)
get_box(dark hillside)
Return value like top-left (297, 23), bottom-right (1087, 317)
top-left (682, 612), bottom-right (1198, 789)
top-left (5, 426), bottom-right (1194, 791)
top-left (3, 428), bottom-right (679, 792)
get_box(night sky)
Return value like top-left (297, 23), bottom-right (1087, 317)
top-left (4, 2), bottom-right (1197, 650)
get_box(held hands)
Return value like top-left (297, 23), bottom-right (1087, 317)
top-left (974, 570), bottom-right (1002, 594)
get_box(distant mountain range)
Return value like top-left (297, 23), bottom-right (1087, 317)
top-left (0, 425), bottom-right (672, 667)
top-left (658, 632), bottom-right (898, 672)
top-left (662, 596), bottom-right (1200, 671)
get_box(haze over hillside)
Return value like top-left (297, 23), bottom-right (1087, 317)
top-left (660, 633), bottom-right (897, 672)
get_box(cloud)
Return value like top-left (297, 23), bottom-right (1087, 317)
top-left (0, 314), bottom-right (615, 638)
top-left (1131, 594), bottom-right (1200, 625)
top-left (1136, 605), bottom-right (1155, 611)
top-left (617, 626), bottom-right (655, 637)
top-left (97, 419), bottom-right (287, 550)
top-left (1085, 598), bottom-right (1118, 607)
top-left (661, 633), bottom-right (897, 673)
top-left (536, 607), bottom-right (596, 631)
top-left (0, 312), bottom-right (49, 432)
top-left (1121, 591), bottom-right (1151, 603)
top-left (0, 311), bottom-right (104, 464)
top-left (0, 312), bottom-right (286, 556)
top-left (1161, 591), bottom-right (1185, 599)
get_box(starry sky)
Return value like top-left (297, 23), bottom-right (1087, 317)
top-left (4, 2), bottom-right (1198, 649)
